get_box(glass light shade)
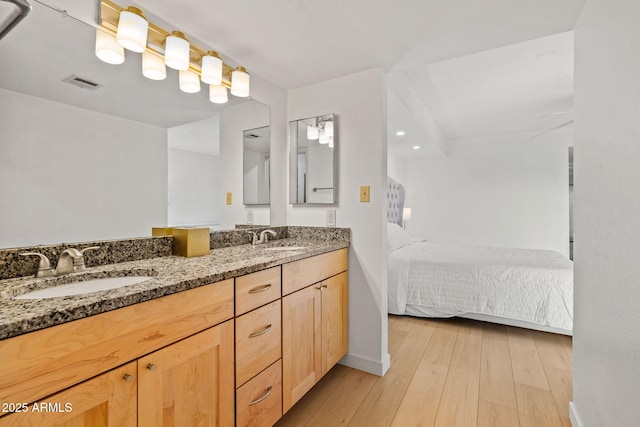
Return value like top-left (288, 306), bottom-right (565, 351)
top-left (209, 84), bottom-right (228, 104)
top-left (116, 7), bottom-right (148, 53)
top-left (165, 31), bottom-right (190, 70)
top-left (142, 51), bottom-right (166, 80)
top-left (319, 133), bottom-right (330, 145)
top-left (307, 125), bottom-right (319, 140)
top-left (201, 52), bottom-right (223, 85)
top-left (95, 28), bottom-right (125, 65)
top-left (403, 208), bottom-right (412, 220)
top-left (230, 66), bottom-right (250, 97)
top-left (179, 69), bottom-right (201, 93)
top-left (324, 120), bottom-right (334, 137)
top-left (328, 138), bottom-right (334, 148)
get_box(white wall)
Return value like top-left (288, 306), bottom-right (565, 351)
top-left (288, 68), bottom-right (390, 375)
top-left (571, 1), bottom-right (640, 425)
top-left (0, 88), bottom-right (167, 247)
top-left (404, 133), bottom-right (571, 256)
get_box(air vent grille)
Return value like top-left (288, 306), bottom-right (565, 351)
top-left (62, 75), bottom-right (103, 90)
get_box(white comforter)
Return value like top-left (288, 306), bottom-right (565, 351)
top-left (388, 242), bottom-right (573, 331)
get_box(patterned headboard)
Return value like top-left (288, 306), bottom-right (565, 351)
top-left (387, 177), bottom-right (405, 226)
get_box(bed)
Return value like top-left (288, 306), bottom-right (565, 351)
top-left (385, 177), bottom-right (573, 335)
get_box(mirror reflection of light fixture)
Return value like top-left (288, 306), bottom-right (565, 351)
top-left (307, 125), bottom-right (319, 140)
top-left (95, 28), bottom-right (124, 65)
top-left (324, 121), bottom-right (334, 137)
top-left (201, 51), bottom-right (223, 85)
top-left (95, 0), bottom-right (250, 103)
top-left (319, 133), bottom-right (330, 145)
top-left (142, 51), bottom-right (166, 80)
top-left (209, 84), bottom-right (228, 104)
top-left (164, 31), bottom-right (190, 70)
top-left (115, 6), bottom-right (148, 52)
top-left (231, 66), bottom-right (250, 97)
top-left (179, 69), bottom-right (201, 93)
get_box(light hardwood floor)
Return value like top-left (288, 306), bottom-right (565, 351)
top-left (276, 315), bottom-right (572, 427)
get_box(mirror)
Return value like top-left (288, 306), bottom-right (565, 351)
top-left (0, 1), bottom-right (269, 248)
top-left (289, 114), bottom-right (337, 204)
top-left (243, 126), bottom-right (270, 205)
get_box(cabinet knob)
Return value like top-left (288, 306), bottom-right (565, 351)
top-left (146, 363), bottom-right (158, 372)
top-left (122, 373), bottom-right (135, 383)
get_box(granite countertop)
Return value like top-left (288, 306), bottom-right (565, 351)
top-left (0, 238), bottom-right (348, 341)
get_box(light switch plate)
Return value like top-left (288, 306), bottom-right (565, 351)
top-left (360, 186), bottom-right (370, 202)
top-left (226, 192), bottom-right (232, 205)
top-left (326, 209), bottom-right (336, 227)
top-left (246, 209), bottom-right (254, 224)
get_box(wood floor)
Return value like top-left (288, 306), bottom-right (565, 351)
top-left (275, 315), bottom-right (573, 427)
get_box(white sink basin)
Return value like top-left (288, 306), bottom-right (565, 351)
top-left (14, 276), bottom-right (152, 300)
top-left (264, 246), bottom-right (306, 251)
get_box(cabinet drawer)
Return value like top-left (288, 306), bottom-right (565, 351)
top-left (236, 266), bottom-right (281, 316)
top-left (282, 248), bottom-right (348, 295)
top-left (236, 300), bottom-right (282, 386)
top-left (236, 360), bottom-right (282, 427)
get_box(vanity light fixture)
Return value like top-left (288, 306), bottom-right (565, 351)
top-left (307, 125), bottom-right (319, 140)
top-left (115, 6), bottom-right (148, 53)
top-left (142, 51), bottom-right (166, 80)
top-left (201, 51), bottom-right (223, 85)
top-left (95, 0), bottom-right (250, 103)
top-left (95, 28), bottom-right (124, 64)
top-left (324, 120), bottom-right (334, 137)
top-left (319, 133), bottom-right (330, 145)
top-left (231, 66), bottom-right (250, 97)
top-left (179, 69), bottom-right (201, 93)
top-left (209, 84), bottom-right (228, 104)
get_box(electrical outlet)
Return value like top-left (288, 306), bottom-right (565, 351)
top-left (246, 209), bottom-right (254, 224)
top-left (360, 186), bottom-right (370, 202)
top-left (326, 209), bottom-right (336, 227)
top-left (226, 192), bottom-right (232, 205)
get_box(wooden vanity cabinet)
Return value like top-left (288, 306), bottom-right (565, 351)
top-left (281, 249), bottom-right (349, 413)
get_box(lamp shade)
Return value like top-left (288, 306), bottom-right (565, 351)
top-left (209, 84), bottom-right (228, 104)
top-left (402, 208), bottom-right (412, 221)
top-left (307, 125), bottom-right (319, 140)
top-left (319, 133), bottom-right (330, 145)
top-left (201, 51), bottom-right (223, 85)
top-left (142, 51), bottom-right (166, 80)
top-left (179, 69), bottom-right (200, 93)
top-left (116, 7), bottom-right (148, 52)
top-left (95, 28), bottom-right (124, 65)
top-left (230, 66), bottom-right (250, 97)
top-left (324, 120), bottom-right (334, 137)
top-left (165, 31), bottom-right (190, 70)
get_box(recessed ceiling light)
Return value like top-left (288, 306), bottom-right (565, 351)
top-left (412, 145), bottom-right (420, 150)
top-left (396, 130), bottom-right (405, 136)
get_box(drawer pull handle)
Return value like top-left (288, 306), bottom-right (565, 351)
top-left (122, 373), bottom-right (135, 383)
top-left (248, 284), bottom-right (272, 294)
top-left (249, 324), bottom-right (272, 338)
top-left (146, 363), bottom-right (158, 372)
top-left (249, 386), bottom-right (273, 406)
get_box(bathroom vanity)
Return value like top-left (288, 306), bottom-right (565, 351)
top-left (0, 229), bottom-right (349, 426)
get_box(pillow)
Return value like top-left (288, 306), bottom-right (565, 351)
top-left (387, 222), bottom-right (413, 254)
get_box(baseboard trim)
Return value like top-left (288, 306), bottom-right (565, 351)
top-left (339, 352), bottom-right (390, 376)
top-left (569, 402), bottom-right (583, 427)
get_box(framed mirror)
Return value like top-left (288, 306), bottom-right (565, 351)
top-left (289, 114), bottom-right (337, 204)
top-left (243, 126), bottom-right (270, 205)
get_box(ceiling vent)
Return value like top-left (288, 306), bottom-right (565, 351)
top-left (244, 133), bottom-right (260, 139)
top-left (62, 75), bottom-right (103, 90)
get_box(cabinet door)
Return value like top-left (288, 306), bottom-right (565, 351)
top-left (137, 320), bottom-right (234, 427)
top-left (0, 362), bottom-right (136, 427)
top-left (282, 284), bottom-right (322, 413)
top-left (321, 271), bottom-right (349, 375)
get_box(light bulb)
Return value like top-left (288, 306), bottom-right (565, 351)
top-left (142, 51), bottom-right (166, 80)
top-left (116, 7), bottom-right (148, 53)
top-left (201, 51), bottom-right (223, 85)
top-left (95, 28), bottom-right (124, 65)
top-left (209, 84), bottom-right (228, 104)
top-left (179, 69), bottom-right (200, 93)
top-left (230, 66), bottom-right (250, 97)
top-left (165, 31), bottom-right (190, 70)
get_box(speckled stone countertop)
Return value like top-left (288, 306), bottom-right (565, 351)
top-left (0, 238), bottom-right (348, 341)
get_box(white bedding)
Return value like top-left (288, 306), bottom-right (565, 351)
top-left (388, 241), bottom-right (573, 333)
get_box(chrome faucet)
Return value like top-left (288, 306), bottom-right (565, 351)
top-left (247, 229), bottom-right (277, 245)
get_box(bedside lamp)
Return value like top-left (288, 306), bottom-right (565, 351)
top-left (402, 208), bottom-right (411, 230)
